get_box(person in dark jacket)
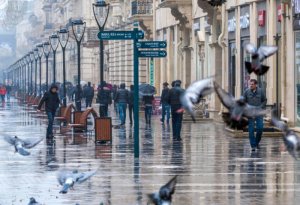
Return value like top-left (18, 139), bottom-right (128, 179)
top-left (112, 85), bottom-right (118, 115)
top-left (243, 79), bottom-right (267, 151)
top-left (168, 80), bottom-right (185, 141)
top-left (97, 81), bottom-right (112, 117)
top-left (6, 84), bottom-right (11, 101)
top-left (128, 85), bottom-right (134, 125)
top-left (37, 84), bottom-right (61, 139)
top-left (74, 85), bottom-right (83, 111)
top-left (143, 95), bottom-right (154, 125)
top-left (160, 82), bottom-right (170, 124)
top-left (114, 83), bottom-right (129, 125)
top-left (83, 82), bottom-right (94, 108)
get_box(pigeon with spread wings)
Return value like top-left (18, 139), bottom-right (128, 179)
top-left (148, 175), bottom-right (177, 205)
top-left (245, 43), bottom-right (278, 76)
top-left (180, 78), bottom-right (214, 122)
top-left (214, 82), bottom-right (267, 129)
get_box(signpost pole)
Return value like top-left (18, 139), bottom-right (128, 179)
top-left (133, 27), bottom-right (139, 158)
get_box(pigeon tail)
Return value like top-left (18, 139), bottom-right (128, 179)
top-left (17, 147), bottom-right (30, 156)
top-left (254, 65), bottom-right (269, 76)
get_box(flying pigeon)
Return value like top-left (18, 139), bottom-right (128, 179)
top-left (271, 110), bottom-right (300, 159)
top-left (57, 169), bottom-right (97, 194)
top-left (28, 197), bottom-right (41, 205)
top-left (3, 135), bottom-right (43, 156)
top-left (214, 82), bottom-right (267, 129)
top-left (148, 175), bottom-right (177, 205)
top-left (180, 78), bottom-right (214, 121)
top-left (244, 43), bottom-right (278, 75)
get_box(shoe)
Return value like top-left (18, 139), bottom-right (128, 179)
top-left (251, 147), bottom-right (256, 152)
top-left (160, 118), bottom-right (163, 123)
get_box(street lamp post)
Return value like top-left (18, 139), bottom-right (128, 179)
top-left (34, 48), bottom-right (39, 95)
top-left (58, 27), bottom-right (69, 107)
top-left (43, 42), bottom-right (51, 91)
top-left (93, 0), bottom-right (110, 84)
top-left (25, 55), bottom-right (30, 96)
top-left (29, 51), bottom-right (34, 95)
top-left (37, 44), bottom-right (44, 96)
top-left (71, 19), bottom-right (86, 111)
top-left (49, 33), bottom-right (59, 84)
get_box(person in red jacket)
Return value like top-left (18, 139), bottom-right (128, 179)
top-left (0, 85), bottom-right (7, 102)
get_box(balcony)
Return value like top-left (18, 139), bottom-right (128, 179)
top-left (129, 0), bottom-right (153, 39)
top-left (158, 0), bottom-right (192, 8)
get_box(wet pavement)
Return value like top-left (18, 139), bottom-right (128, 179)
top-left (0, 98), bottom-right (300, 205)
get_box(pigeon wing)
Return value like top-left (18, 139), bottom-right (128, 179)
top-left (214, 81), bottom-right (235, 109)
top-left (257, 46), bottom-right (278, 60)
top-left (243, 105), bottom-right (267, 118)
top-left (76, 170), bottom-right (97, 184)
top-left (254, 65), bottom-right (269, 76)
top-left (3, 135), bottom-right (16, 145)
top-left (161, 175), bottom-right (177, 196)
top-left (23, 138), bottom-right (43, 149)
top-left (17, 146), bottom-right (30, 156)
top-left (245, 62), bottom-right (254, 74)
top-left (245, 43), bottom-right (257, 54)
top-left (147, 193), bottom-right (160, 204)
top-left (271, 109), bottom-right (288, 132)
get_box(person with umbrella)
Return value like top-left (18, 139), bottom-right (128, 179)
top-left (168, 80), bottom-right (185, 141)
top-left (139, 84), bottom-right (156, 125)
top-left (114, 83), bottom-right (129, 126)
top-left (97, 81), bottom-right (112, 117)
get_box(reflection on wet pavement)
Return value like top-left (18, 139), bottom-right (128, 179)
top-left (0, 99), bottom-right (300, 205)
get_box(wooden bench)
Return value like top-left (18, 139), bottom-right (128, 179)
top-left (55, 104), bottom-right (76, 124)
top-left (26, 95), bottom-right (35, 105)
top-left (68, 108), bottom-right (98, 132)
top-left (32, 97), bottom-right (41, 108)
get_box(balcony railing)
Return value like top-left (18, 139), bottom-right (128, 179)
top-left (131, 0), bottom-right (153, 16)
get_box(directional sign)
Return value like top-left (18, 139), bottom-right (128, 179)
top-left (98, 30), bottom-right (144, 40)
top-left (136, 41), bottom-right (167, 49)
top-left (138, 50), bottom-right (167, 58)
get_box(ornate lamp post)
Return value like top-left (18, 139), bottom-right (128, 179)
top-left (43, 41), bottom-right (51, 91)
top-left (27, 52), bottom-right (34, 95)
top-left (33, 48), bottom-right (39, 95)
top-left (49, 33), bottom-right (59, 84)
top-left (37, 44), bottom-right (44, 96)
top-left (58, 27), bottom-right (69, 107)
top-left (71, 19), bottom-right (86, 111)
top-left (25, 54), bottom-right (30, 95)
top-left (93, 0), bottom-right (110, 84)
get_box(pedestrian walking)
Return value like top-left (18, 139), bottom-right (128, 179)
top-left (112, 84), bottom-right (118, 115)
top-left (83, 82), bottom-right (94, 108)
top-left (97, 81), bottom-right (112, 117)
top-left (143, 94), bottom-right (154, 125)
top-left (0, 85), bottom-right (6, 102)
top-left (6, 84), bottom-right (11, 101)
top-left (37, 84), bottom-right (61, 139)
top-left (168, 80), bottom-right (185, 141)
top-left (114, 83), bottom-right (129, 125)
top-left (243, 79), bottom-right (267, 151)
top-left (160, 82), bottom-right (170, 124)
top-left (128, 85), bottom-right (134, 125)
top-left (74, 85), bottom-right (83, 111)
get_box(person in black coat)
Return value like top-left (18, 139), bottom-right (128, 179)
top-left (37, 84), bottom-right (61, 139)
top-left (160, 82), bottom-right (170, 124)
top-left (128, 85), bottom-right (134, 124)
top-left (114, 83), bottom-right (129, 125)
top-left (83, 82), bottom-right (94, 108)
top-left (143, 95), bottom-right (154, 125)
top-left (74, 85), bottom-right (83, 111)
top-left (168, 80), bottom-right (185, 141)
top-left (97, 81), bottom-right (112, 117)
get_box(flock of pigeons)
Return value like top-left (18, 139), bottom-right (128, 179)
top-left (181, 43), bottom-right (300, 161)
top-left (1, 43), bottom-right (299, 204)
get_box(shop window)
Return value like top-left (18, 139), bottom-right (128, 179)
top-left (257, 36), bottom-right (267, 95)
top-left (241, 38), bottom-right (251, 94)
top-left (295, 32), bottom-right (300, 126)
top-left (228, 42), bottom-right (236, 96)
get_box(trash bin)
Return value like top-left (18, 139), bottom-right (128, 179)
top-left (95, 117), bottom-right (112, 144)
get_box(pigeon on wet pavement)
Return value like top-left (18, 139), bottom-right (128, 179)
top-left (214, 82), bottom-right (267, 129)
top-left (2, 135), bottom-right (43, 156)
top-left (271, 110), bottom-right (300, 159)
top-left (180, 78), bottom-right (214, 122)
top-left (28, 197), bottom-right (41, 205)
top-left (57, 169), bottom-right (97, 194)
top-left (244, 43), bottom-right (278, 76)
top-left (148, 175), bottom-right (177, 205)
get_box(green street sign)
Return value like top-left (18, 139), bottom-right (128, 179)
top-left (138, 50), bottom-right (167, 58)
top-left (136, 41), bottom-right (167, 49)
top-left (98, 31), bottom-right (144, 40)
